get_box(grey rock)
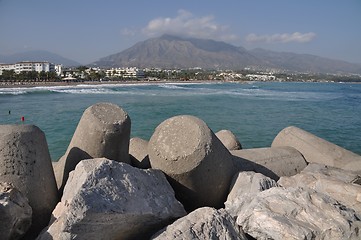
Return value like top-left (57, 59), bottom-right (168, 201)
top-left (54, 102), bottom-right (131, 194)
top-left (231, 146), bottom-right (307, 180)
top-left (0, 182), bottom-right (32, 240)
top-left (129, 137), bottom-right (150, 169)
top-left (236, 187), bottom-right (361, 240)
top-left (225, 171), bottom-right (278, 217)
top-left (279, 164), bottom-right (361, 217)
top-left (215, 129), bottom-right (242, 150)
top-left (39, 158), bottom-right (186, 240)
top-left (302, 163), bottom-right (361, 183)
top-left (0, 125), bottom-right (59, 238)
top-left (148, 115), bottom-right (235, 211)
top-left (152, 207), bottom-right (248, 240)
top-left (272, 126), bottom-right (361, 171)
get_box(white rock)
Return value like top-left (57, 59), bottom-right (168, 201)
top-left (225, 171), bottom-right (278, 217)
top-left (279, 164), bottom-right (361, 217)
top-left (236, 187), bottom-right (361, 240)
top-left (151, 207), bottom-right (248, 240)
top-left (39, 158), bottom-right (186, 240)
top-left (0, 182), bottom-right (32, 240)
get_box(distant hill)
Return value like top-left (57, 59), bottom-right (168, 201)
top-left (249, 48), bottom-right (361, 74)
top-left (93, 34), bottom-right (265, 70)
top-left (0, 50), bottom-right (81, 67)
top-left (92, 34), bottom-right (361, 74)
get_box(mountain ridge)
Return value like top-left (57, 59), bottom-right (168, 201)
top-left (0, 50), bottom-right (81, 67)
top-left (92, 34), bottom-right (361, 74)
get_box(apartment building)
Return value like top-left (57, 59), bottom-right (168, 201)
top-left (106, 67), bottom-right (144, 79)
top-left (0, 61), bottom-right (62, 76)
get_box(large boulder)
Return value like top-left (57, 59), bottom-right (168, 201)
top-left (236, 187), bottom-right (361, 240)
top-left (129, 137), bottom-right (150, 169)
top-left (53, 102), bottom-right (131, 194)
top-left (148, 115), bottom-right (235, 211)
top-left (39, 158), bottom-right (186, 240)
top-left (272, 126), bottom-right (361, 171)
top-left (151, 207), bottom-right (248, 240)
top-left (231, 146), bottom-right (307, 180)
top-left (278, 163), bottom-right (361, 216)
top-left (225, 171), bottom-right (278, 217)
top-left (0, 182), bottom-right (32, 240)
top-left (215, 129), bottom-right (242, 150)
top-left (0, 125), bottom-right (59, 238)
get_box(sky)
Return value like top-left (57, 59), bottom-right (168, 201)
top-left (0, 0), bottom-right (360, 65)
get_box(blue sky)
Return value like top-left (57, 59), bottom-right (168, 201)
top-left (0, 0), bottom-right (360, 65)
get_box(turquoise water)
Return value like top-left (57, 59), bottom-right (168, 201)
top-left (0, 81), bottom-right (360, 160)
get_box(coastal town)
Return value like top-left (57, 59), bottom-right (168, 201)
top-left (1, 60), bottom-right (361, 86)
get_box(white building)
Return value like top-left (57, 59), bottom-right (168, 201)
top-left (0, 63), bottom-right (15, 75)
top-left (106, 67), bottom-right (144, 79)
top-left (0, 61), bottom-right (62, 76)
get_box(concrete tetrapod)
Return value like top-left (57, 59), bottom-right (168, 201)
top-left (215, 129), bottom-right (242, 150)
top-left (231, 146), bottom-right (308, 180)
top-left (0, 125), bottom-right (58, 239)
top-left (148, 115), bottom-right (235, 211)
top-left (272, 126), bottom-right (361, 172)
top-left (53, 102), bottom-right (131, 194)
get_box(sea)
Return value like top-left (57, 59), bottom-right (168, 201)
top-left (0, 81), bottom-right (360, 161)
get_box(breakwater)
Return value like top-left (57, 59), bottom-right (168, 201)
top-left (1, 102), bottom-right (361, 239)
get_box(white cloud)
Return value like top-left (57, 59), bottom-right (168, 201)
top-left (140, 9), bottom-right (239, 41)
top-left (246, 32), bottom-right (316, 43)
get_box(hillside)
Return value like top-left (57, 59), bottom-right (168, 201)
top-left (92, 35), bottom-right (361, 74)
top-left (0, 50), bottom-right (81, 67)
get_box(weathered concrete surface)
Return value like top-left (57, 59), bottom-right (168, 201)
top-left (215, 129), bottom-right (242, 150)
top-left (148, 115), bottom-right (235, 211)
top-left (152, 207), bottom-right (248, 240)
top-left (236, 187), bottom-right (361, 240)
top-left (272, 126), bottom-right (361, 171)
top-left (0, 182), bottom-right (32, 240)
top-left (279, 164), bottom-right (361, 216)
top-left (225, 171), bottom-right (278, 217)
top-left (0, 125), bottom-right (59, 238)
top-left (231, 146), bottom-right (307, 180)
top-left (129, 137), bottom-right (150, 169)
top-left (39, 158), bottom-right (186, 240)
top-left (54, 102), bottom-right (131, 194)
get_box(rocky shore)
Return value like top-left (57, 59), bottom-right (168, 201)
top-left (1, 102), bottom-right (361, 239)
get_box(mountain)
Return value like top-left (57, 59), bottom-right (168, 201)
top-left (92, 35), bottom-right (361, 74)
top-left (250, 48), bottom-right (361, 74)
top-left (0, 50), bottom-right (81, 67)
top-left (93, 34), bottom-right (265, 70)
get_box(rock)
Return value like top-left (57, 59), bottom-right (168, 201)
top-left (272, 126), bottom-right (361, 172)
top-left (151, 207), bottom-right (248, 240)
top-left (278, 164), bottom-right (361, 216)
top-left (0, 125), bottom-right (59, 238)
top-left (53, 102), bottom-right (131, 194)
top-left (0, 182), bottom-right (32, 240)
top-left (225, 171), bottom-right (278, 217)
top-left (148, 115), bottom-right (235, 211)
top-left (231, 146), bottom-right (307, 180)
top-left (301, 163), bottom-right (361, 183)
top-left (236, 187), bottom-right (361, 240)
top-left (215, 129), bottom-right (242, 150)
top-left (38, 158), bottom-right (186, 240)
top-left (129, 137), bottom-right (150, 169)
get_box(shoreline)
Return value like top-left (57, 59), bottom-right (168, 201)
top-left (0, 79), bottom-right (224, 89)
top-left (0, 79), bottom-right (360, 89)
